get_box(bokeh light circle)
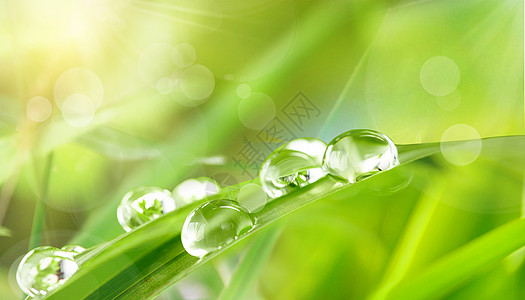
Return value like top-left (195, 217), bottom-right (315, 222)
top-left (440, 124), bottom-right (482, 166)
top-left (238, 92), bottom-right (275, 130)
top-left (54, 68), bottom-right (104, 109)
top-left (437, 90), bottom-right (461, 111)
top-left (420, 56), bottom-right (460, 96)
top-left (236, 84), bottom-right (251, 99)
top-left (156, 77), bottom-right (174, 95)
top-left (26, 96), bottom-right (52, 122)
top-left (171, 43), bottom-right (197, 68)
top-left (138, 43), bottom-right (176, 87)
top-left (179, 64), bottom-right (215, 100)
top-left (61, 94), bottom-right (96, 127)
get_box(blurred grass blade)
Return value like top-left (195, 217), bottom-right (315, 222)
top-left (384, 217), bottom-right (525, 300)
top-left (0, 226), bottom-right (11, 237)
top-left (43, 136), bottom-right (524, 299)
top-left (371, 182), bottom-right (441, 300)
top-left (28, 152), bottom-right (54, 250)
top-left (218, 225), bottom-right (282, 300)
top-left (76, 126), bottom-right (161, 161)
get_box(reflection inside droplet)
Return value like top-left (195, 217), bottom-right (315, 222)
top-left (260, 138), bottom-right (327, 198)
top-left (181, 199), bottom-right (254, 258)
top-left (323, 129), bottom-right (399, 183)
top-left (117, 186), bottom-right (176, 232)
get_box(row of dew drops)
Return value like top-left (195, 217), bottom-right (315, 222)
top-left (17, 129), bottom-right (399, 297)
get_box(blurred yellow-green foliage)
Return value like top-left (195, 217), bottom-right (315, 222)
top-left (0, 0), bottom-right (523, 299)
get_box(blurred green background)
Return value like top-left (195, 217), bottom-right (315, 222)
top-left (0, 0), bottom-right (523, 299)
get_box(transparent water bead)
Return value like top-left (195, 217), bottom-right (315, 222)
top-left (181, 199), bottom-right (254, 258)
top-left (173, 177), bottom-right (221, 205)
top-left (259, 138), bottom-right (327, 198)
top-left (61, 245), bottom-right (86, 255)
top-left (16, 246), bottom-right (79, 297)
top-left (117, 186), bottom-right (176, 232)
top-left (323, 129), bottom-right (399, 183)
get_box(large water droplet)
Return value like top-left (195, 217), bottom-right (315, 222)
top-left (181, 199), bottom-right (254, 258)
top-left (323, 129), bottom-right (399, 183)
top-left (117, 186), bottom-right (176, 232)
top-left (259, 138), bottom-right (327, 198)
top-left (16, 246), bottom-right (79, 297)
top-left (173, 177), bottom-right (221, 205)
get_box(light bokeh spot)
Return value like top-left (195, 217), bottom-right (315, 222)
top-left (61, 94), bottom-right (96, 127)
top-left (54, 68), bottom-right (104, 109)
top-left (172, 43), bottom-right (197, 68)
top-left (138, 43), bottom-right (176, 87)
top-left (237, 183), bottom-right (267, 213)
top-left (420, 56), bottom-right (460, 96)
top-left (437, 90), bottom-right (461, 111)
top-left (236, 84), bottom-right (251, 99)
top-left (440, 124), bottom-right (482, 166)
top-left (156, 77), bottom-right (174, 95)
top-left (238, 92), bottom-right (275, 130)
top-left (179, 64), bottom-right (215, 100)
top-left (26, 96), bottom-right (52, 122)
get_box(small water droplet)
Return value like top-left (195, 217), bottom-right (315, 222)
top-left (259, 138), bottom-right (327, 198)
top-left (173, 177), bottom-right (221, 205)
top-left (323, 129), bottom-right (399, 183)
top-left (181, 199), bottom-right (254, 258)
top-left (16, 246), bottom-right (79, 297)
top-left (61, 245), bottom-right (86, 255)
top-left (117, 186), bottom-right (176, 232)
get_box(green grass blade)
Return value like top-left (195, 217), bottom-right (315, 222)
top-left (42, 136), bottom-right (524, 299)
top-left (384, 217), bottom-right (525, 300)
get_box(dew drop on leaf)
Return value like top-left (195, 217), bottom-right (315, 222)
top-left (259, 138), bottom-right (327, 198)
top-left (117, 186), bottom-right (176, 232)
top-left (181, 199), bottom-right (254, 258)
top-left (172, 177), bottom-right (221, 206)
top-left (16, 246), bottom-right (79, 297)
top-left (323, 129), bottom-right (399, 183)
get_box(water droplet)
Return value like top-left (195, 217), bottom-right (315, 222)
top-left (16, 246), bottom-right (79, 297)
top-left (181, 199), bottom-right (254, 258)
top-left (173, 177), bottom-right (220, 205)
top-left (61, 245), bottom-right (86, 255)
top-left (117, 186), bottom-right (176, 232)
top-left (323, 129), bottom-right (399, 183)
top-left (259, 138), bottom-right (327, 198)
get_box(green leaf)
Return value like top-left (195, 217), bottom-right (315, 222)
top-left (384, 217), bottom-right (525, 300)
top-left (44, 136), bottom-right (525, 299)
